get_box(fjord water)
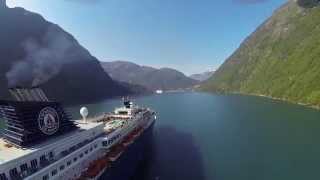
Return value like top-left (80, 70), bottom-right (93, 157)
top-left (68, 92), bottom-right (320, 180)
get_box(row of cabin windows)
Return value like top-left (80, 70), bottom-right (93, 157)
top-left (42, 144), bottom-right (97, 180)
top-left (0, 145), bottom-right (95, 180)
top-left (1, 152), bottom-right (54, 180)
top-left (4, 142), bottom-right (105, 180)
top-left (20, 163), bottom-right (28, 172)
top-left (102, 134), bottom-right (121, 146)
top-left (1, 143), bottom-right (99, 180)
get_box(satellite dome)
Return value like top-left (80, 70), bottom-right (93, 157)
top-left (80, 107), bottom-right (89, 121)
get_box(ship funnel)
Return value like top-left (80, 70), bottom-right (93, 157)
top-left (33, 88), bottom-right (49, 102)
top-left (15, 88), bottom-right (27, 102)
top-left (9, 88), bottom-right (22, 101)
top-left (8, 87), bottom-right (50, 102)
top-left (30, 88), bottom-right (42, 101)
top-left (22, 88), bottom-right (33, 101)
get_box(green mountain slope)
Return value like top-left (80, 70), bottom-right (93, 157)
top-left (201, 0), bottom-right (320, 106)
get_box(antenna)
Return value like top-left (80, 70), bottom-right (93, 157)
top-left (80, 107), bottom-right (89, 123)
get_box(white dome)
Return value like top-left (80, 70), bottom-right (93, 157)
top-left (80, 107), bottom-right (89, 119)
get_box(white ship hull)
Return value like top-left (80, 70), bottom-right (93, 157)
top-left (0, 97), bottom-right (156, 180)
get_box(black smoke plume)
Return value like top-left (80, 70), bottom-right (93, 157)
top-left (6, 25), bottom-right (86, 87)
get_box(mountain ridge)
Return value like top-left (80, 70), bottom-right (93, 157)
top-left (190, 71), bottom-right (215, 82)
top-left (101, 61), bottom-right (198, 91)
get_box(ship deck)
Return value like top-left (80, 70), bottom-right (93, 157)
top-left (0, 121), bottom-right (102, 165)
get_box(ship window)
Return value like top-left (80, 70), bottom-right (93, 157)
top-left (0, 173), bottom-right (7, 180)
top-left (42, 174), bottom-right (49, 180)
top-left (9, 168), bottom-right (19, 178)
top-left (94, 144), bottom-right (97, 148)
top-left (85, 150), bottom-right (88, 154)
top-left (60, 165), bottom-right (65, 171)
top-left (51, 169), bottom-right (57, 176)
top-left (73, 157), bottom-right (77, 162)
top-left (20, 163), bottom-right (28, 172)
top-left (48, 152), bottom-right (54, 159)
top-left (79, 153), bottom-right (83, 158)
top-left (90, 147), bottom-right (93, 151)
top-left (67, 161), bottom-right (71, 166)
top-left (40, 155), bottom-right (47, 165)
top-left (31, 159), bottom-right (38, 169)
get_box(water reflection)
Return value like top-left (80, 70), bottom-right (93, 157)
top-left (132, 126), bottom-right (205, 180)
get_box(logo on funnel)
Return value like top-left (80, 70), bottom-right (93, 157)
top-left (38, 107), bottom-right (60, 135)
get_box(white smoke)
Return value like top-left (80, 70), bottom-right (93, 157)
top-left (6, 25), bottom-right (85, 87)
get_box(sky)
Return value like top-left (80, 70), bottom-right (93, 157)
top-left (7, 0), bottom-right (286, 75)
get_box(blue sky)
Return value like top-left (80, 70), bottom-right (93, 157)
top-left (7, 0), bottom-right (286, 75)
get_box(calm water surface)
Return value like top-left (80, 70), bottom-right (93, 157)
top-left (2, 92), bottom-right (320, 180)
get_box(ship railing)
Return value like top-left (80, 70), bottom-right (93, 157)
top-left (89, 113), bottom-right (117, 123)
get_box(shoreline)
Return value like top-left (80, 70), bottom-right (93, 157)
top-left (197, 87), bottom-right (320, 110)
top-left (229, 91), bottom-right (320, 111)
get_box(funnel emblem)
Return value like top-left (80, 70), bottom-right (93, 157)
top-left (38, 107), bottom-right (60, 135)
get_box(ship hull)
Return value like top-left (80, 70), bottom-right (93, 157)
top-left (98, 120), bottom-right (155, 180)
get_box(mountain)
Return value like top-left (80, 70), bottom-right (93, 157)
top-left (0, 1), bottom-right (130, 104)
top-left (201, 0), bottom-right (320, 107)
top-left (101, 61), bottom-right (199, 91)
top-left (190, 71), bottom-right (215, 82)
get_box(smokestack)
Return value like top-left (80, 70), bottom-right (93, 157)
top-left (30, 88), bottom-right (42, 102)
top-left (9, 89), bottom-right (22, 102)
top-left (19, 88), bottom-right (31, 102)
top-left (38, 89), bottom-right (49, 102)
top-left (22, 88), bottom-right (33, 101)
top-left (15, 88), bottom-right (27, 102)
top-left (8, 87), bottom-right (50, 102)
top-left (34, 88), bottom-right (49, 102)
top-left (34, 88), bottom-right (44, 101)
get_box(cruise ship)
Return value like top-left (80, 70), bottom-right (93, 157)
top-left (0, 87), bottom-right (156, 180)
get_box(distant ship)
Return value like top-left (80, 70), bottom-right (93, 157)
top-left (0, 87), bottom-right (156, 180)
top-left (155, 90), bottom-right (163, 94)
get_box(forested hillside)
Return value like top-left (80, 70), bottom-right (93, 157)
top-left (201, 0), bottom-right (320, 107)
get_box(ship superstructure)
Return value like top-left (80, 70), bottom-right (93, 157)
top-left (0, 88), bottom-right (156, 180)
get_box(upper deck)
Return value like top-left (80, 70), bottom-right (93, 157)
top-left (0, 121), bottom-right (103, 166)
